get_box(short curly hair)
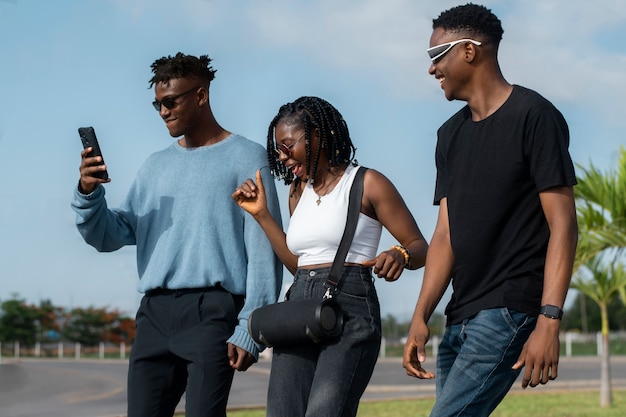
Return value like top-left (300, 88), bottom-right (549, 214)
top-left (433, 3), bottom-right (503, 47)
top-left (148, 52), bottom-right (217, 88)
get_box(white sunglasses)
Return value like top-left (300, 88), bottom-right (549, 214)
top-left (427, 39), bottom-right (482, 62)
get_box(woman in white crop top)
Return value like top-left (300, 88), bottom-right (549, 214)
top-left (233, 96), bottom-right (428, 417)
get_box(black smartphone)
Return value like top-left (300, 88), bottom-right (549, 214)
top-left (78, 126), bottom-right (109, 180)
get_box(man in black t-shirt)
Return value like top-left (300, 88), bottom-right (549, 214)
top-left (403, 4), bottom-right (578, 416)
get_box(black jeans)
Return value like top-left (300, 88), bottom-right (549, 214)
top-left (127, 287), bottom-right (243, 417)
top-left (267, 266), bottom-right (382, 417)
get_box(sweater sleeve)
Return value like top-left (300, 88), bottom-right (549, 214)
top-left (71, 184), bottom-right (137, 252)
top-left (226, 166), bottom-right (283, 359)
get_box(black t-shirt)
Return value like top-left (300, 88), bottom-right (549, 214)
top-left (434, 85), bottom-right (577, 324)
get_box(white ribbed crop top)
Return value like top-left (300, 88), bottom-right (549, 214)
top-left (286, 164), bottom-right (382, 267)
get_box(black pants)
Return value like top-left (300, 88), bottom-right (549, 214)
top-left (127, 287), bottom-right (243, 417)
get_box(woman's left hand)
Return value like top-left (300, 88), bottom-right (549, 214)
top-left (361, 249), bottom-right (405, 281)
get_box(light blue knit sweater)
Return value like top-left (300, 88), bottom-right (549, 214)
top-left (71, 134), bottom-right (283, 358)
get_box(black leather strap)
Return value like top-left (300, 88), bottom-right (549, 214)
top-left (325, 166), bottom-right (367, 292)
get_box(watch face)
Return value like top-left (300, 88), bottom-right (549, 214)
top-left (541, 305), bottom-right (562, 319)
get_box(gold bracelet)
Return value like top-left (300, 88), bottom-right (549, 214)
top-left (390, 245), bottom-right (411, 268)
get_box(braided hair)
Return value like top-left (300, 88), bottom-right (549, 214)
top-left (267, 96), bottom-right (357, 186)
top-left (148, 52), bottom-right (217, 88)
top-left (433, 3), bottom-right (503, 48)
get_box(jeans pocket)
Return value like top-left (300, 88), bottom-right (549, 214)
top-left (501, 308), bottom-right (531, 332)
top-left (285, 277), bottom-right (303, 301)
top-left (336, 273), bottom-right (374, 300)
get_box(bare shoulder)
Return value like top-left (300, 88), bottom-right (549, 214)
top-left (361, 168), bottom-right (403, 219)
top-left (363, 168), bottom-right (397, 195)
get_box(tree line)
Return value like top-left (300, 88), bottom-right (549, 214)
top-left (3, 287), bottom-right (621, 348)
top-left (0, 295), bottom-right (135, 347)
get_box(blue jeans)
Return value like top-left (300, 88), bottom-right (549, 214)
top-left (266, 266), bottom-right (382, 417)
top-left (430, 308), bottom-right (537, 417)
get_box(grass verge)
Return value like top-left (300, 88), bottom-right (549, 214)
top-left (221, 389), bottom-right (626, 417)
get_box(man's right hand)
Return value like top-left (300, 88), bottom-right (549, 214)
top-left (79, 147), bottom-right (110, 194)
top-left (403, 319), bottom-right (436, 379)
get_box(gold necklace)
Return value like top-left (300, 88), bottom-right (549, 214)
top-left (314, 171), bottom-right (341, 206)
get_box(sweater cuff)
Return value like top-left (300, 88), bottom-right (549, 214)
top-left (227, 323), bottom-right (263, 361)
top-left (75, 182), bottom-right (104, 200)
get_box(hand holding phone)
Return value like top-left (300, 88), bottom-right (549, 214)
top-left (78, 126), bottom-right (109, 181)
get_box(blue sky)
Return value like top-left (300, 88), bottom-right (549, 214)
top-left (1, 0), bottom-right (625, 320)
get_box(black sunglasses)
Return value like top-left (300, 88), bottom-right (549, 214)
top-left (152, 86), bottom-right (201, 112)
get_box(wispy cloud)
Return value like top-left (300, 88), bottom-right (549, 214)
top-left (143, 0), bottom-right (626, 115)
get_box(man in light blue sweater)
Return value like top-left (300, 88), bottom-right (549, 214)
top-left (71, 52), bottom-right (282, 417)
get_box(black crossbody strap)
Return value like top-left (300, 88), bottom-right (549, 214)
top-left (325, 166), bottom-right (367, 292)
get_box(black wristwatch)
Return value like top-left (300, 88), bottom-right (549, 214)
top-left (540, 304), bottom-right (563, 320)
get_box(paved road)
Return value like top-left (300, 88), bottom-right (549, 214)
top-left (1, 356), bottom-right (625, 417)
